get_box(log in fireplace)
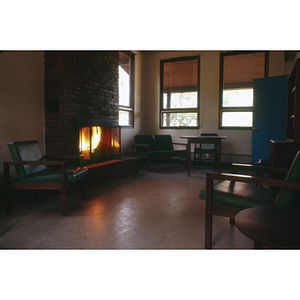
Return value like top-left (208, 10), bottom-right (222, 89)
top-left (76, 119), bottom-right (120, 164)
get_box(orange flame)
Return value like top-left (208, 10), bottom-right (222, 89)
top-left (91, 126), bottom-right (101, 153)
top-left (79, 126), bottom-right (101, 159)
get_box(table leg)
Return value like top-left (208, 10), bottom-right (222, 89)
top-left (214, 143), bottom-right (217, 172)
top-left (218, 141), bottom-right (221, 172)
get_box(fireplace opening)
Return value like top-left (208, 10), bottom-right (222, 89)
top-left (77, 119), bottom-right (120, 164)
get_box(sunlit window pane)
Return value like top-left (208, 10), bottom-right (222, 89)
top-left (163, 92), bottom-right (197, 109)
top-left (163, 93), bottom-right (168, 108)
top-left (119, 110), bottom-right (130, 126)
top-left (162, 112), bottom-right (198, 127)
top-left (119, 52), bottom-right (133, 127)
top-left (222, 111), bottom-right (253, 127)
top-left (223, 89), bottom-right (253, 107)
top-left (119, 66), bottom-right (130, 107)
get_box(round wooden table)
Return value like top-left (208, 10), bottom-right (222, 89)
top-left (235, 206), bottom-right (300, 249)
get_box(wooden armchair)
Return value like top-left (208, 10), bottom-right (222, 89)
top-left (132, 135), bottom-right (187, 171)
top-left (199, 151), bottom-right (300, 249)
top-left (3, 140), bottom-right (89, 216)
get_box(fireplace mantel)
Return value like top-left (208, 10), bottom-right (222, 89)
top-left (76, 118), bottom-right (119, 128)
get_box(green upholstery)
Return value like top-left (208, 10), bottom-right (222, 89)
top-left (8, 141), bottom-right (47, 179)
top-left (133, 135), bottom-right (187, 171)
top-left (199, 151), bottom-right (300, 209)
top-left (134, 135), bottom-right (156, 153)
top-left (19, 166), bottom-right (88, 183)
top-left (133, 135), bottom-right (186, 157)
top-left (7, 140), bottom-right (89, 183)
top-left (199, 181), bottom-right (279, 209)
top-left (154, 135), bottom-right (174, 151)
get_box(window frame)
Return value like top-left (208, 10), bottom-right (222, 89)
top-left (219, 51), bottom-right (269, 130)
top-left (119, 51), bottom-right (135, 128)
top-left (160, 55), bottom-right (200, 129)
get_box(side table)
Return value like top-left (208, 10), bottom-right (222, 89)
top-left (235, 206), bottom-right (300, 249)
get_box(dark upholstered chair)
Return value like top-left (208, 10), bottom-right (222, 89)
top-left (132, 135), bottom-right (187, 171)
top-left (194, 133), bottom-right (218, 171)
top-left (4, 140), bottom-right (89, 216)
top-left (199, 151), bottom-right (300, 249)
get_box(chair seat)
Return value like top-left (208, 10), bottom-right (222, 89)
top-left (199, 180), bottom-right (279, 209)
top-left (194, 147), bottom-right (215, 153)
top-left (19, 166), bottom-right (89, 183)
top-left (138, 150), bottom-right (186, 157)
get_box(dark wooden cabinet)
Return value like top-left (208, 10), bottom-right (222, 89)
top-left (269, 140), bottom-right (300, 169)
top-left (286, 58), bottom-right (300, 142)
top-left (269, 58), bottom-right (300, 169)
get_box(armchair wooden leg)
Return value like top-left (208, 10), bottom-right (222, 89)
top-left (147, 157), bottom-right (150, 172)
top-left (61, 188), bottom-right (67, 216)
top-left (80, 178), bottom-right (85, 201)
top-left (205, 210), bottom-right (213, 249)
top-left (205, 177), bottom-right (213, 249)
top-left (3, 164), bottom-right (11, 215)
top-left (4, 190), bottom-right (11, 215)
top-left (229, 218), bottom-right (235, 225)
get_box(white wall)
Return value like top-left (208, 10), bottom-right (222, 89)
top-left (124, 50), bottom-right (286, 163)
top-left (0, 51), bottom-right (44, 176)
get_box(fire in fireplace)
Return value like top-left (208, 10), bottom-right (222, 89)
top-left (77, 119), bottom-right (120, 163)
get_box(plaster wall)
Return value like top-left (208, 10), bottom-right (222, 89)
top-left (0, 51), bottom-right (44, 176)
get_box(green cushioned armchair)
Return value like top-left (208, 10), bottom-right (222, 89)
top-left (199, 151), bottom-right (300, 249)
top-left (4, 140), bottom-right (89, 216)
top-left (132, 135), bottom-right (187, 171)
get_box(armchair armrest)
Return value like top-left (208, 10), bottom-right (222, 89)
top-left (231, 163), bottom-right (289, 176)
top-left (4, 160), bottom-right (65, 166)
top-left (172, 142), bottom-right (188, 150)
top-left (206, 172), bottom-right (300, 195)
top-left (3, 160), bottom-right (67, 185)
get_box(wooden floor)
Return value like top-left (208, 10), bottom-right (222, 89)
top-left (0, 162), bottom-right (253, 249)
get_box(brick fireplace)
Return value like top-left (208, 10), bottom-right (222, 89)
top-left (44, 51), bottom-right (119, 157)
top-left (44, 51), bottom-right (137, 186)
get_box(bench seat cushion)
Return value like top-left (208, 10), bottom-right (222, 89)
top-left (199, 180), bottom-right (279, 209)
top-left (19, 167), bottom-right (89, 183)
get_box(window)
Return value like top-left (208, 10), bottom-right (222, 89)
top-left (119, 51), bottom-right (134, 127)
top-left (160, 56), bottom-right (200, 128)
top-left (220, 52), bottom-right (268, 129)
